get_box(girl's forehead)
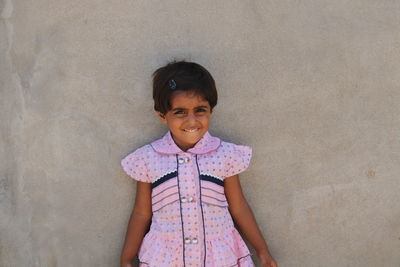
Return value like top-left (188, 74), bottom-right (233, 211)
top-left (170, 91), bottom-right (210, 107)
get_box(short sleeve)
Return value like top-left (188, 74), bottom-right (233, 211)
top-left (120, 149), bottom-right (152, 183)
top-left (224, 144), bottom-right (253, 178)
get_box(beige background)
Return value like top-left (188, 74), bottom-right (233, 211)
top-left (1, 0), bottom-right (400, 266)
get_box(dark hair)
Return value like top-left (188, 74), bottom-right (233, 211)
top-left (152, 60), bottom-right (218, 115)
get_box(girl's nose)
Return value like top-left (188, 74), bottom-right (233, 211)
top-left (186, 113), bottom-right (197, 122)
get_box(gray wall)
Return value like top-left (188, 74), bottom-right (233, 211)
top-left (1, 0), bottom-right (399, 266)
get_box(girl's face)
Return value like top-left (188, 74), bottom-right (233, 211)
top-left (157, 90), bottom-right (212, 152)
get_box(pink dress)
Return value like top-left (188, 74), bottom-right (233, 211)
top-left (121, 131), bottom-right (255, 267)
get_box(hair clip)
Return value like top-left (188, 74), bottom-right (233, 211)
top-left (168, 79), bottom-right (177, 89)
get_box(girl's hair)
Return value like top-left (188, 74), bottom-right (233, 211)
top-left (152, 60), bottom-right (218, 115)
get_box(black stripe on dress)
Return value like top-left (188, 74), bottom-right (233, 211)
top-left (199, 174), bottom-right (224, 186)
top-left (151, 171), bottom-right (178, 189)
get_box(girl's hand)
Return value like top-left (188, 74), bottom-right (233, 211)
top-left (257, 249), bottom-right (278, 267)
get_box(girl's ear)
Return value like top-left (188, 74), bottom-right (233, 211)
top-left (156, 111), bottom-right (167, 124)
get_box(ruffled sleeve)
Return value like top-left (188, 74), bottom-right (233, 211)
top-left (223, 144), bottom-right (253, 178)
top-left (121, 148), bottom-right (152, 183)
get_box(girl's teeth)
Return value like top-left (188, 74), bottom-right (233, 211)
top-left (185, 128), bottom-right (198, 132)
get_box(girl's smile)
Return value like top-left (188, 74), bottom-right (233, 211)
top-left (157, 90), bottom-right (212, 152)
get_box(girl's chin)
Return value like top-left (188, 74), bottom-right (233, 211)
top-left (179, 137), bottom-right (202, 148)
top-left (180, 132), bottom-right (203, 139)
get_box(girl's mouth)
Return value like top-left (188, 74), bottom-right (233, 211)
top-left (183, 128), bottom-right (200, 133)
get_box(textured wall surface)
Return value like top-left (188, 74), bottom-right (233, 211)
top-left (1, 0), bottom-right (400, 266)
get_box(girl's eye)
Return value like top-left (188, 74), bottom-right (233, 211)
top-left (174, 110), bottom-right (185, 115)
top-left (196, 108), bottom-right (206, 113)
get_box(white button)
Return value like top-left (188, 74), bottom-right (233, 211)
top-left (191, 237), bottom-right (198, 244)
top-left (181, 196), bottom-right (187, 203)
top-left (188, 196), bottom-right (195, 202)
top-left (178, 157), bottom-right (190, 164)
top-left (184, 237), bottom-right (191, 244)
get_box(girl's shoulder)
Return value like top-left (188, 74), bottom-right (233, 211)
top-left (204, 139), bottom-right (253, 178)
top-left (120, 143), bottom-right (156, 183)
top-left (217, 139), bottom-right (252, 156)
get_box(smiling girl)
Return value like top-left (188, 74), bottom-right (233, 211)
top-left (120, 60), bottom-right (277, 267)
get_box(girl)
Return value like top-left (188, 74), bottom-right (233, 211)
top-left (120, 61), bottom-right (277, 267)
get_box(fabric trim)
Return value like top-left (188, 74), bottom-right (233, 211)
top-left (152, 184), bottom-right (177, 199)
top-left (152, 198), bottom-right (180, 212)
top-left (201, 195), bottom-right (226, 202)
top-left (200, 186), bottom-right (225, 195)
top-left (199, 174), bottom-right (224, 186)
top-left (151, 171), bottom-right (178, 189)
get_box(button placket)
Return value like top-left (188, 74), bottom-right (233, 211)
top-left (178, 153), bottom-right (201, 265)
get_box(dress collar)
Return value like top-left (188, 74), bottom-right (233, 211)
top-left (150, 130), bottom-right (221, 155)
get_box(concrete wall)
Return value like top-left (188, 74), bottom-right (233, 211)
top-left (1, 0), bottom-right (399, 266)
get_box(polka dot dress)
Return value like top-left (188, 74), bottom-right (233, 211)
top-left (121, 131), bottom-right (255, 267)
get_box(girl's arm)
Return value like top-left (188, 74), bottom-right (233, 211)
top-left (120, 181), bottom-right (152, 267)
top-left (224, 174), bottom-right (278, 267)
